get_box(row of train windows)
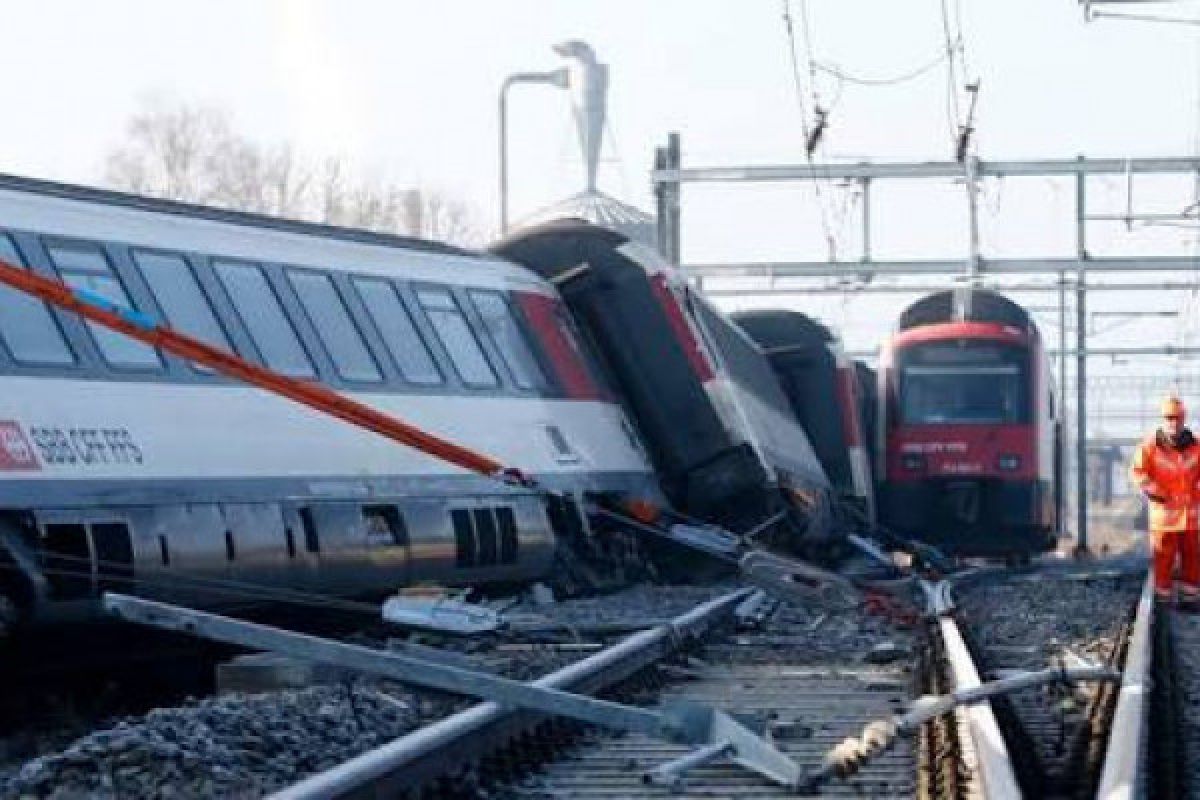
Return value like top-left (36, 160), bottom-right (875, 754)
top-left (0, 233), bottom-right (549, 391)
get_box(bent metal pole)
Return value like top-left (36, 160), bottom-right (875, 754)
top-left (0, 256), bottom-right (514, 482)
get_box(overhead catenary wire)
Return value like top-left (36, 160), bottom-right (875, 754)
top-left (813, 48), bottom-right (954, 87)
top-left (781, 0), bottom-right (839, 261)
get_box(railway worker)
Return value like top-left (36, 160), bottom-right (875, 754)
top-left (1130, 395), bottom-right (1200, 606)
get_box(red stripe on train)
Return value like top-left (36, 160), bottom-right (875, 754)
top-left (647, 274), bottom-right (715, 382)
top-left (835, 366), bottom-right (863, 447)
top-left (514, 292), bottom-right (606, 401)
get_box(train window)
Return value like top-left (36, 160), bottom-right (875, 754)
top-left (352, 278), bottom-right (442, 385)
top-left (288, 271), bottom-right (382, 383)
top-left (158, 534), bottom-right (170, 566)
top-left (299, 508), bottom-right (320, 554)
top-left (134, 251), bottom-right (233, 368)
top-left (472, 508), bottom-right (499, 565)
top-left (45, 243), bottom-right (161, 370)
top-left (284, 527), bottom-right (297, 559)
top-left (415, 287), bottom-right (498, 388)
top-left (898, 342), bottom-right (1029, 425)
top-left (224, 531), bottom-right (236, 561)
top-left (468, 290), bottom-right (547, 390)
top-left (451, 508), bottom-right (476, 567)
top-left (496, 507), bottom-right (518, 565)
top-left (0, 234), bottom-right (75, 366)
top-left (363, 505), bottom-right (407, 547)
top-left (214, 261), bottom-right (315, 378)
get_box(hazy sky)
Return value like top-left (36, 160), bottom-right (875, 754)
top-left (4, 0), bottom-right (1200, 420)
top-left (5, 2), bottom-right (1199, 226)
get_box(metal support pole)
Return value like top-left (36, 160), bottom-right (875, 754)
top-left (1076, 160), bottom-right (1089, 555)
top-left (1059, 270), bottom-right (1067, 536)
top-left (498, 85), bottom-right (509, 234)
top-left (654, 145), bottom-right (669, 259)
top-left (497, 69), bottom-right (569, 235)
top-left (666, 132), bottom-right (682, 267)
top-left (964, 156), bottom-right (981, 282)
top-left (860, 177), bottom-right (872, 262)
top-left (652, 156), bottom-right (1200, 185)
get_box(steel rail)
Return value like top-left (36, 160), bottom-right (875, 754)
top-left (921, 578), bottom-right (1023, 799)
top-left (270, 588), bottom-right (751, 800)
top-left (1094, 573), bottom-right (1154, 800)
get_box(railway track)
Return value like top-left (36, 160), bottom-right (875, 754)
top-left (1125, 571), bottom-right (1200, 799)
top-left (273, 583), bottom-right (940, 799)
top-left (954, 567), bottom-right (1143, 798)
top-left (270, 564), bottom-right (1153, 800)
top-left (0, 561), bottom-right (1167, 799)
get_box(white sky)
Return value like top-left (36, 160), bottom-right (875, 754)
top-left (4, 0), bottom-right (1200, 434)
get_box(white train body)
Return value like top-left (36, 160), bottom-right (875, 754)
top-left (0, 175), bottom-right (659, 624)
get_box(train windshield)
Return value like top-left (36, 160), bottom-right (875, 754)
top-left (898, 341), bottom-right (1029, 424)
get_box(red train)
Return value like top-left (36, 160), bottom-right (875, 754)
top-left (878, 289), bottom-right (1062, 558)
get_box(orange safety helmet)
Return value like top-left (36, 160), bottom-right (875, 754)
top-left (1162, 395), bottom-right (1186, 419)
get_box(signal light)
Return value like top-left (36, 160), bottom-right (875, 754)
top-left (997, 454), bottom-right (1021, 471)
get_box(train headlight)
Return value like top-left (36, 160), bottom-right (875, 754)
top-left (901, 453), bottom-right (926, 471)
top-left (997, 454), bottom-right (1021, 471)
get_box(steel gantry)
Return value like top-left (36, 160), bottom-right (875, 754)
top-left (651, 136), bottom-right (1200, 553)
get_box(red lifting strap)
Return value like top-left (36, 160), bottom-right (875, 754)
top-left (0, 256), bottom-right (520, 483)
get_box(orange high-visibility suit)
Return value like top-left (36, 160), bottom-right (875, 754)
top-left (1130, 429), bottom-right (1200, 599)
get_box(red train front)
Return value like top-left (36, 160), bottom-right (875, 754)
top-left (878, 289), bottom-right (1062, 558)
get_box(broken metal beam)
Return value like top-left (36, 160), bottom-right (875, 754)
top-left (104, 590), bottom-right (805, 789)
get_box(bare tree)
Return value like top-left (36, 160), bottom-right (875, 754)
top-left (103, 96), bottom-right (484, 246)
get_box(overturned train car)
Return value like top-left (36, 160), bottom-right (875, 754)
top-left (493, 220), bottom-right (838, 557)
top-left (732, 310), bottom-right (876, 528)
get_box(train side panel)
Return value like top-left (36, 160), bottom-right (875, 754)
top-left (0, 179), bottom-right (665, 626)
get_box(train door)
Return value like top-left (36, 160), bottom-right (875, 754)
top-left (42, 523), bottom-right (91, 600)
top-left (92, 522), bottom-right (134, 593)
top-left (41, 519), bottom-right (133, 599)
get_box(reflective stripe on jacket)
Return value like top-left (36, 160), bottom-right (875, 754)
top-left (1130, 431), bottom-right (1200, 532)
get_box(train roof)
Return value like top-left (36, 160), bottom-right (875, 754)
top-left (491, 217), bottom-right (630, 281)
top-left (730, 310), bottom-right (834, 353)
top-left (896, 288), bottom-right (1034, 332)
top-left (0, 173), bottom-right (543, 291)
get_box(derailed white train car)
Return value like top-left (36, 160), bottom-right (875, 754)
top-left (0, 175), bottom-right (660, 628)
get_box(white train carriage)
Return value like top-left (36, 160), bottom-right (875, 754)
top-left (0, 175), bottom-right (658, 626)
